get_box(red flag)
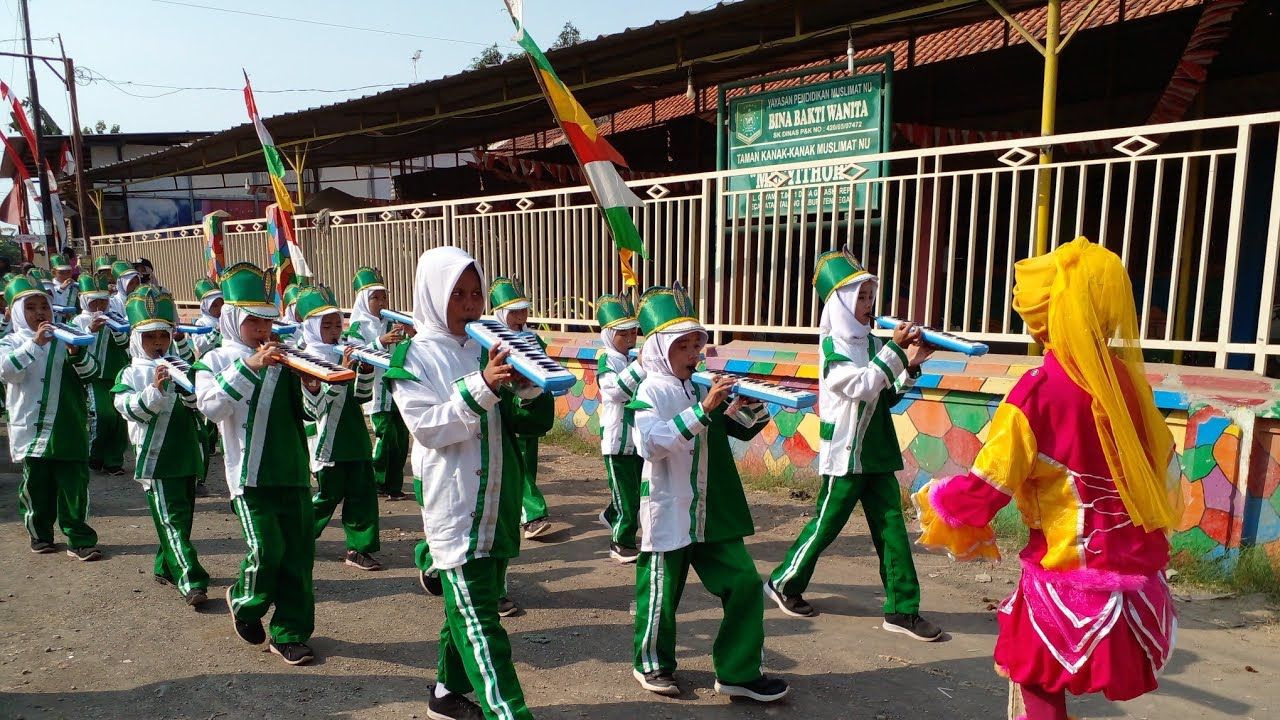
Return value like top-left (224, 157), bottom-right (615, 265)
top-left (7, 95), bottom-right (39, 167)
top-left (1, 132), bottom-right (31, 182)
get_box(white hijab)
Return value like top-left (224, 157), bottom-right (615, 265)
top-left (218, 306), bottom-right (252, 351)
top-left (496, 307), bottom-right (526, 332)
top-left (412, 246), bottom-right (484, 341)
top-left (79, 292), bottom-right (107, 313)
top-left (10, 294), bottom-right (42, 339)
top-left (200, 291), bottom-right (223, 322)
top-left (300, 308), bottom-right (341, 357)
top-left (128, 328), bottom-right (172, 361)
top-left (819, 276), bottom-right (876, 341)
top-left (640, 328), bottom-right (706, 379)
top-left (351, 286), bottom-right (384, 330)
top-left (114, 271), bottom-right (140, 310)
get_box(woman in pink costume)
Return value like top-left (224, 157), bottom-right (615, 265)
top-left (914, 237), bottom-right (1183, 720)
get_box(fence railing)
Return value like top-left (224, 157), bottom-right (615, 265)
top-left (91, 111), bottom-right (1280, 373)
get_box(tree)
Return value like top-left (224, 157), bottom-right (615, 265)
top-left (82, 120), bottom-right (122, 135)
top-left (550, 22), bottom-right (582, 49)
top-left (7, 98), bottom-right (61, 135)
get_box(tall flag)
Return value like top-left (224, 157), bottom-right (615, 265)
top-left (243, 71), bottom-right (311, 289)
top-left (43, 162), bottom-right (66, 249)
top-left (265, 203), bottom-right (301, 300)
top-left (202, 210), bottom-right (230, 281)
top-left (501, 3), bottom-right (647, 286)
top-left (1, 81), bottom-right (39, 167)
top-left (242, 71), bottom-right (295, 213)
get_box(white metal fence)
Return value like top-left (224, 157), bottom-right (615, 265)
top-left (91, 111), bottom-right (1280, 373)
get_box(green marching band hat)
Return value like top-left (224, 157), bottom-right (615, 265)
top-left (637, 282), bottom-right (703, 336)
top-left (27, 267), bottom-right (51, 282)
top-left (283, 279), bottom-right (312, 308)
top-left (4, 275), bottom-right (46, 307)
top-left (218, 262), bottom-right (279, 319)
top-left (294, 285), bottom-right (340, 321)
top-left (351, 266), bottom-right (385, 294)
top-left (111, 259), bottom-right (135, 280)
top-left (49, 255), bottom-right (71, 271)
top-left (78, 274), bottom-right (111, 299)
top-left (489, 277), bottom-right (530, 311)
top-left (93, 254), bottom-right (117, 272)
top-left (595, 293), bottom-right (640, 330)
top-left (193, 277), bottom-right (221, 300)
top-left (125, 287), bottom-right (179, 334)
top-left (812, 246), bottom-right (872, 303)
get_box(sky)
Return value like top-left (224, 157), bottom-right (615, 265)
top-left (6, 0), bottom-right (723, 135)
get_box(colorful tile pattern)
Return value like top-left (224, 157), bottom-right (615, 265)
top-left (542, 333), bottom-right (1280, 577)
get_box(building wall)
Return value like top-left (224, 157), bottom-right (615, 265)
top-left (540, 333), bottom-right (1280, 575)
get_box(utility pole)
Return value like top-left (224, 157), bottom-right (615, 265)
top-left (56, 34), bottom-right (91, 253)
top-left (19, 0), bottom-right (55, 255)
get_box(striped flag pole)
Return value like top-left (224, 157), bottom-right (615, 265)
top-left (202, 210), bottom-right (229, 281)
top-left (501, 3), bottom-right (647, 287)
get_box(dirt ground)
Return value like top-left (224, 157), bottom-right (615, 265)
top-left (1, 442), bottom-right (1277, 720)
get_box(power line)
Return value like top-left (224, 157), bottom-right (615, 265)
top-left (149, 0), bottom-right (516, 50)
top-left (76, 66), bottom-right (414, 98)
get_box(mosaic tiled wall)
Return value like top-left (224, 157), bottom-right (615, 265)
top-left (543, 333), bottom-right (1280, 574)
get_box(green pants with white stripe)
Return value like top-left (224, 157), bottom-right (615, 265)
top-left (769, 472), bottom-right (920, 614)
top-left (87, 380), bottom-right (127, 471)
top-left (633, 539), bottom-right (765, 685)
top-left (147, 475), bottom-right (209, 595)
top-left (518, 436), bottom-right (547, 524)
top-left (19, 458), bottom-right (97, 548)
top-left (371, 410), bottom-right (409, 495)
top-left (230, 486), bottom-right (315, 644)
top-left (437, 556), bottom-right (534, 720)
top-left (604, 454), bottom-right (642, 548)
top-left (313, 460), bottom-right (380, 553)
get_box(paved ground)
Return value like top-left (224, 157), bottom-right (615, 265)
top-left (0, 442), bottom-right (1277, 719)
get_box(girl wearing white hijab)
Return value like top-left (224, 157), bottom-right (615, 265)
top-left (112, 286), bottom-right (209, 605)
top-left (766, 250), bottom-right (940, 643)
top-left (627, 284), bottom-right (787, 702)
top-left (293, 286), bottom-right (382, 572)
top-left (191, 278), bottom-right (224, 357)
top-left (76, 269), bottom-right (131, 476)
top-left (388, 247), bottom-right (551, 720)
top-left (0, 277), bottom-right (101, 559)
top-left (345, 267), bottom-right (411, 501)
top-left (193, 262), bottom-right (316, 667)
top-left (593, 294), bottom-right (645, 563)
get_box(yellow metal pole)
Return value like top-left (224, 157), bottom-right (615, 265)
top-left (1035, 0), bottom-right (1060, 257)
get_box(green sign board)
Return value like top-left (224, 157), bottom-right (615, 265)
top-left (727, 72), bottom-right (886, 214)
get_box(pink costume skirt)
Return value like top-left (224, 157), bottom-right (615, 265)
top-left (994, 561), bottom-right (1176, 701)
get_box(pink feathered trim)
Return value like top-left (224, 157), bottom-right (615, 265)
top-left (929, 476), bottom-right (973, 529)
top-left (1019, 558), bottom-right (1152, 592)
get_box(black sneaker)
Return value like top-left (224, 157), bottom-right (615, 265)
top-left (522, 517), bottom-right (552, 540)
top-left (632, 668), bottom-right (679, 696)
top-left (385, 490), bottom-right (409, 502)
top-left (883, 613), bottom-right (943, 642)
top-left (609, 543), bottom-right (639, 564)
top-left (29, 539), bottom-right (56, 554)
top-left (714, 674), bottom-right (790, 702)
top-left (497, 597), bottom-right (520, 617)
top-left (269, 641), bottom-right (315, 666)
top-left (89, 460), bottom-right (104, 472)
top-left (420, 570), bottom-right (444, 597)
top-left (185, 588), bottom-right (208, 607)
top-left (427, 689), bottom-right (484, 720)
top-left (66, 546), bottom-right (102, 562)
top-left (764, 580), bottom-right (814, 617)
top-left (344, 550), bottom-right (383, 571)
top-left (226, 587), bottom-right (266, 645)
top-left (194, 483), bottom-right (210, 498)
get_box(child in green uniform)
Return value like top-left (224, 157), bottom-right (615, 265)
top-left (73, 261), bottom-right (135, 475)
top-left (594, 293), bottom-right (644, 563)
top-left (489, 277), bottom-right (552, 541)
top-left (190, 277), bottom-right (225, 497)
top-left (294, 285), bottom-right (383, 572)
top-left (345, 267), bottom-right (411, 500)
top-left (628, 284), bottom-right (789, 702)
top-left (766, 249), bottom-right (942, 641)
top-left (113, 287), bottom-right (209, 606)
top-left (0, 276), bottom-right (102, 559)
top-left (193, 263), bottom-right (316, 666)
top-left (390, 247), bottom-right (553, 720)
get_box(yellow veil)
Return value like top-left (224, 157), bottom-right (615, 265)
top-left (1012, 237), bottom-right (1182, 532)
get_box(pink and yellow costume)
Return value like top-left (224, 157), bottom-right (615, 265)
top-left (914, 238), bottom-right (1182, 715)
